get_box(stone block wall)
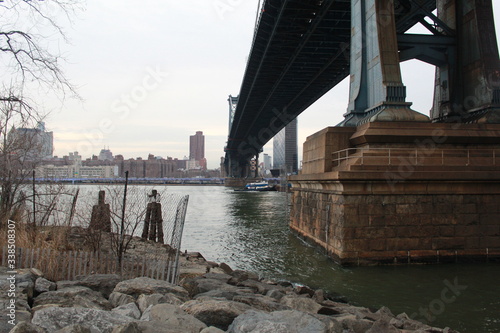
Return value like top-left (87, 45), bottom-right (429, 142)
top-left (301, 127), bottom-right (355, 174)
top-left (290, 184), bottom-right (500, 265)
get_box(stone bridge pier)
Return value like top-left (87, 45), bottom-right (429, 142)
top-left (290, 0), bottom-right (500, 265)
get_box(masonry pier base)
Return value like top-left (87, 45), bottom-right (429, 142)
top-left (224, 178), bottom-right (261, 188)
top-left (289, 122), bottom-right (500, 265)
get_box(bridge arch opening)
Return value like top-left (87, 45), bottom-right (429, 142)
top-left (400, 59), bottom-right (435, 118)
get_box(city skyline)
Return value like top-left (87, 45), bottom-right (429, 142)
top-left (30, 2), bottom-right (500, 170)
top-left (52, 130), bottom-right (213, 168)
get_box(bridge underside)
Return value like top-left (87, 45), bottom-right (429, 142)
top-left (225, 0), bottom-right (437, 177)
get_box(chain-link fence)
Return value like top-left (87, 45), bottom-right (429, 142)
top-left (15, 184), bottom-right (189, 283)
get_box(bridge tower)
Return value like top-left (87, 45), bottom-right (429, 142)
top-left (291, 0), bottom-right (500, 265)
top-left (430, 0), bottom-right (500, 122)
top-left (340, 0), bottom-right (430, 126)
top-left (340, 0), bottom-right (500, 126)
top-left (225, 95), bottom-right (260, 185)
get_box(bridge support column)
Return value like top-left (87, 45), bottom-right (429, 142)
top-left (224, 154), bottom-right (261, 187)
top-left (431, 0), bottom-right (500, 123)
top-left (290, 123), bottom-right (500, 265)
top-left (341, 0), bottom-right (429, 126)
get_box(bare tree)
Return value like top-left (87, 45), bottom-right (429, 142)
top-left (0, 0), bottom-right (82, 225)
top-left (105, 185), bottom-right (149, 268)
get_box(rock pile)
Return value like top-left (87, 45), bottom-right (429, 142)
top-left (1, 254), bottom-right (459, 333)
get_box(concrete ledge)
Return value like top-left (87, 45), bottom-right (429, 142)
top-left (350, 122), bottom-right (500, 146)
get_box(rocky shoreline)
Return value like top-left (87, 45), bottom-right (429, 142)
top-left (1, 251), bottom-right (459, 333)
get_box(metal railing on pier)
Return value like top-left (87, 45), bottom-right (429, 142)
top-left (332, 147), bottom-right (500, 168)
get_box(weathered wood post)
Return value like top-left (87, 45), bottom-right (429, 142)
top-left (89, 190), bottom-right (111, 232)
top-left (142, 190), bottom-right (164, 243)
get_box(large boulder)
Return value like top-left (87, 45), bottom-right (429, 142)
top-left (200, 327), bottom-right (226, 333)
top-left (236, 279), bottom-right (285, 295)
top-left (365, 318), bottom-right (401, 333)
top-left (142, 303), bottom-right (207, 333)
top-left (181, 299), bottom-right (252, 330)
top-left (280, 294), bottom-right (322, 314)
top-left (35, 277), bottom-right (56, 294)
top-left (187, 277), bottom-right (240, 296)
top-left (227, 310), bottom-right (329, 333)
top-left (134, 321), bottom-right (187, 333)
top-left (108, 292), bottom-right (136, 308)
top-left (136, 293), bottom-right (182, 312)
top-left (0, 267), bottom-right (40, 311)
top-left (73, 274), bottom-right (123, 298)
top-left (111, 322), bottom-right (141, 333)
top-left (31, 306), bottom-right (135, 333)
top-left (113, 277), bottom-right (189, 301)
top-left (33, 286), bottom-right (112, 310)
top-left (111, 302), bottom-right (141, 320)
top-left (55, 324), bottom-right (92, 333)
top-left (233, 294), bottom-right (290, 312)
top-left (8, 322), bottom-right (46, 333)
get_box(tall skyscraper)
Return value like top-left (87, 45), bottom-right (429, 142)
top-left (189, 131), bottom-right (206, 170)
top-left (273, 118), bottom-right (298, 174)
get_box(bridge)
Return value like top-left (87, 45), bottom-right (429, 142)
top-left (226, 0), bottom-right (500, 265)
top-left (225, 0), bottom-right (500, 178)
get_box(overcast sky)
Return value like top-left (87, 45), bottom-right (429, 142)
top-left (44, 1), bottom-right (500, 169)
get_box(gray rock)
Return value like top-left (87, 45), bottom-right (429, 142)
top-left (194, 278), bottom-right (239, 295)
top-left (0, 315), bottom-right (14, 333)
top-left (393, 312), bottom-right (429, 330)
top-left (54, 324), bottom-right (92, 333)
top-left (111, 302), bottom-right (141, 320)
top-left (33, 286), bottom-right (112, 310)
top-left (111, 322), bottom-right (141, 333)
top-left (280, 294), bottom-right (322, 314)
top-left (336, 314), bottom-right (374, 333)
top-left (295, 285), bottom-right (315, 297)
top-left (74, 274), bottom-right (123, 298)
top-left (233, 294), bottom-right (291, 312)
top-left (313, 289), bottom-right (325, 303)
top-left (0, 310), bottom-right (32, 333)
top-left (200, 327), bottom-right (226, 333)
top-left (113, 277), bottom-right (189, 301)
top-left (7, 322), bottom-right (46, 333)
top-left (237, 279), bottom-right (284, 295)
top-left (145, 303), bottom-right (207, 333)
top-left (0, 268), bottom-right (37, 307)
top-left (32, 306), bottom-right (135, 333)
top-left (56, 280), bottom-right (80, 290)
top-left (108, 292), bottom-right (135, 308)
top-left (31, 304), bottom-right (62, 313)
top-left (266, 289), bottom-right (285, 301)
top-left (365, 318), bottom-right (400, 333)
top-left (202, 272), bottom-right (232, 282)
top-left (219, 263), bottom-right (233, 274)
top-left (12, 311), bottom-right (32, 324)
top-left (136, 293), bottom-right (182, 312)
top-left (35, 278), bottom-right (56, 294)
top-left (139, 305), bottom-right (153, 321)
top-left (135, 321), bottom-right (186, 333)
top-left (228, 270), bottom-right (259, 284)
top-left (227, 310), bottom-right (328, 333)
top-left (194, 287), bottom-right (254, 301)
top-left (194, 289), bottom-right (239, 301)
top-left (311, 314), bottom-right (343, 333)
top-left (181, 299), bottom-right (252, 330)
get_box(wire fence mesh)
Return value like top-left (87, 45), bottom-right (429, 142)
top-left (12, 184), bottom-right (189, 283)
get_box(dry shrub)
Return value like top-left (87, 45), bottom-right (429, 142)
top-left (0, 222), bottom-right (76, 281)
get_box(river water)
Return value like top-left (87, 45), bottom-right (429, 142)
top-left (73, 184), bottom-right (499, 332)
